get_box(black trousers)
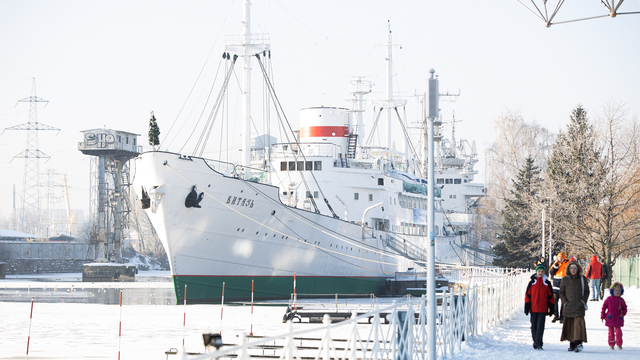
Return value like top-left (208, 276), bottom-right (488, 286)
top-left (552, 289), bottom-right (563, 318)
top-left (530, 312), bottom-right (547, 347)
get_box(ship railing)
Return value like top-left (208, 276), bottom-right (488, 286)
top-left (203, 159), bottom-right (237, 177)
top-left (201, 159), bottom-right (269, 184)
top-left (236, 165), bottom-right (269, 184)
top-left (385, 236), bottom-right (427, 262)
top-left (182, 268), bottom-right (530, 360)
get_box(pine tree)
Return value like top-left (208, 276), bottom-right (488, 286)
top-left (493, 157), bottom-right (543, 269)
top-left (148, 111), bottom-right (160, 150)
top-left (547, 105), bottom-right (600, 254)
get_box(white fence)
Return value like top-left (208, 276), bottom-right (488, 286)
top-left (177, 268), bottom-right (530, 360)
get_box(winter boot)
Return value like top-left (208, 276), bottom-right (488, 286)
top-left (575, 344), bottom-right (583, 352)
top-left (610, 346), bottom-right (615, 350)
top-left (617, 346), bottom-right (623, 350)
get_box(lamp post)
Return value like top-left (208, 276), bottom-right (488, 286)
top-left (427, 69), bottom-right (438, 360)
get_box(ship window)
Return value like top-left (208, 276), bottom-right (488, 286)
top-left (281, 162), bottom-right (287, 171)
top-left (437, 179), bottom-right (444, 184)
top-left (454, 179), bottom-right (461, 184)
top-left (289, 161), bottom-right (296, 171)
top-left (314, 191), bottom-right (319, 198)
top-left (445, 179), bottom-right (453, 184)
top-left (394, 198), bottom-right (396, 205)
top-left (133, 138), bottom-right (136, 146)
top-left (297, 161), bottom-right (304, 171)
top-left (378, 178), bottom-right (384, 186)
top-left (354, 193), bottom-right (359, 200)
top-left (306, 191), bottom-right (312, 198)
top-left (368, 194), bottom-right (373, 201)
top-left (464, 179), bottom-right (468, 183)
top-left (118, 135), bottom-right (122, 142)
top-left (305, 161), bottom-right (312, 170)
top-left (453, 195), bottom-right (457, 198)
top-left (126, 137), bottom-right (129, 144)
top-left (314, 161), bottom-right (322, 170)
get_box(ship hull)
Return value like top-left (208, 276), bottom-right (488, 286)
top-left (133, 152), bottom-right (401, 303)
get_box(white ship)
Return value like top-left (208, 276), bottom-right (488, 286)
top-left (132, 2), bottom-right (487, 302)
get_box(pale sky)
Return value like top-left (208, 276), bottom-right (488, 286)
top-left (1, 0), bottom-right (639, 222)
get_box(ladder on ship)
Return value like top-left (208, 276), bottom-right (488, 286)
top-left (347, 134), bottom-right (358, 159)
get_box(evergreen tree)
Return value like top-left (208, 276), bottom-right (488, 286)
top-left (493, 157), bottom-right (543, 269)
top-left (547, 105), bottom-right (600, 254)
top-left (148, 111), bottom-right (160, 150)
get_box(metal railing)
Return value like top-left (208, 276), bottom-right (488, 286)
top-left (177, 268), bottom-right (530, 360)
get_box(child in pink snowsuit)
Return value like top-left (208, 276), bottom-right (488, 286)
top-left (601, 282), bottom-right (627, 350)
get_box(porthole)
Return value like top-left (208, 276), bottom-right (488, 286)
top-left (271, 210), bottom-right (276, 215)
top-left (242, 229), bottom-right (245, 232)
top-left (273, 234), bottom-right (276, 237)
top-left (241, 190), bottom-right (244, 193)
top-left (264, 233), bottom-right (268, 236)
top-left (237, 228), bottom-right (240, 232)
top-left (256, 231), bottom-right (259, 235)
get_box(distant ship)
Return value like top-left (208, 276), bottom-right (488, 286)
top-left (132, 1), bottom-right (486, 303)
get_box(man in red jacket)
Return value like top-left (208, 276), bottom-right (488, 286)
top-left (586, 255), bottom-right (603, 301)
top-left (525, 264), bottom-right (555, 350)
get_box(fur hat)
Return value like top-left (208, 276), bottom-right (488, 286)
top-left (609, 281), bottom-right (624, 295)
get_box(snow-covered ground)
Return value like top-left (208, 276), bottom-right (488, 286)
top-left (1, 273), bottom-right (638, 359)
top-left (455, 286), bottom-right (639, 359)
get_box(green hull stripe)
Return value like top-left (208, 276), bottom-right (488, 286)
top-left (172, 276), bottom-right (387, 304)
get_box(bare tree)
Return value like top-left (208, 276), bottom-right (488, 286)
top-left (481, 110), bottom-right (555, 246)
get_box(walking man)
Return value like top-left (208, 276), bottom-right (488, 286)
top-left (586, 255), bottom-right (603, 301)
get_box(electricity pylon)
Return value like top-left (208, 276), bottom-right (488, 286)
top-left (3, 78), bottom-right (59, 235)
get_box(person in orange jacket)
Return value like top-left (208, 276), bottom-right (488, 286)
top-left (525, 264), bottom-right (555, 350)
top-left (550, 252), bottom-right (569, 322)
top-left (586, 255), bottom-right (603, 302)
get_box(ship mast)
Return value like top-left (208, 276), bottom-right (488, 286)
top-left (226, 0), bottom-right (270, 167)
top-left (385, 21), bottom-right (393, 151)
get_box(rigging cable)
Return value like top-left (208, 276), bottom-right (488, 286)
top-left (254, 53), bottom-right (334, 217)
top-left (393, 107), bottom-right (424, 178)
top-left (365, 107), bottom-right (385, 145)
top-left (193, 54), bottom-right (239, 156)
top-left (162, 0), bottom-right (236, 150)
top-left (176, 57), bottom-right (225, 153)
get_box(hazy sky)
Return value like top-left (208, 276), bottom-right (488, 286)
top-left (1, 0), bottom-right (639, 221)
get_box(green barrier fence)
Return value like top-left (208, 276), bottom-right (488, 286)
top-left (613, 256), bottom-right (640, 289)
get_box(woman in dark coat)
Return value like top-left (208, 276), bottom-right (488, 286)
top-left (559, 260), bottom-right (590, 352)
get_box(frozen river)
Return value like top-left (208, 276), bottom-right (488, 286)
top-left (0, 271), bottom-right (384, 359)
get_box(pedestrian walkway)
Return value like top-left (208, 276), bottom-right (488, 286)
top-left (456, 286), bottom-right (640, 359)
